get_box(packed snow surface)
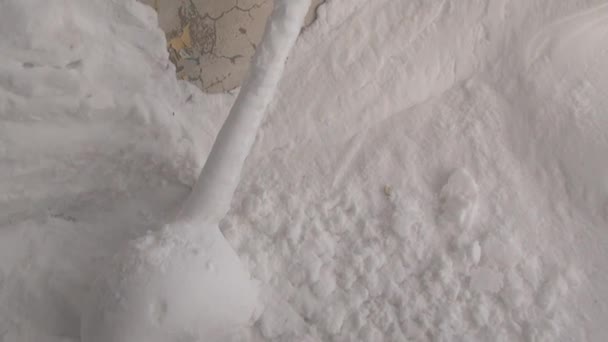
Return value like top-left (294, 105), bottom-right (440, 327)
top-left (1, 0), bottom-right (607, 341)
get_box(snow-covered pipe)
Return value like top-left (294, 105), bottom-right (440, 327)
top-left (80, 1), bottom-right (310, 341)
top-left (178, 0), bottom-right (310, 225)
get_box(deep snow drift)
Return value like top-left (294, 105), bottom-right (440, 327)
top-left (0, 0), bottom-right (607, 341)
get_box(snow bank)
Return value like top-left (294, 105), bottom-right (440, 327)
top-left (0, 0), bottom-right (228, 220)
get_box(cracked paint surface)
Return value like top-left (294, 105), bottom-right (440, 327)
top-left (139, 0), bottom-right (325, 93)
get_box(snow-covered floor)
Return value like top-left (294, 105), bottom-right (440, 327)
top-left (1, 0), bottom-right (607, 341)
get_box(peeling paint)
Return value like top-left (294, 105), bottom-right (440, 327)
top-left (139, 0), bottom-right (325, 93)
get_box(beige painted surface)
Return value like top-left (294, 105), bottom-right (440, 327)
top-left (139, 0), bottom-right (325, 93)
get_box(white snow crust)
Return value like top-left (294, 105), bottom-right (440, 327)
top-left (1, 0), bottom-right (608, 341)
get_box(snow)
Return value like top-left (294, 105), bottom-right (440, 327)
top-left (81, 226), bottom-right (257, 341)
top-left (439, 168), bottom-right (478, 229)
top-left (79, 0), bottom-right (309, 341)
top-left (0, 0), bottom-right (607, 341)
top-left (179, 0), bottom-right (312, 224)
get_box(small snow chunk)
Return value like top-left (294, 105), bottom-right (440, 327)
top-left (470, 267), bottom-right (504, 293)
top-left (286, 220), bottom-right (303, 247)
top-left (565, 266), bottom-right (583, 288)
top-left (383, 281), bottom-right (404, 306)
top-left (259, 308), bottom-right (290, 339)
top-left (312, 267), bottom-right (336, 298)
top-left (359, 323), bottom-right (382, 342)
top-left (519, 255), bottom-right (543, 289)
top-left (471, 296), bottom-right (492, 327)
top-left (301, 229), bottom-right (336, 259)
top-left (324, 305), bottom-right (347, 335)
top-left (537, 272), bottom-right (570, 312)
top-left (363, 253), bottom-right (383, 273)
top-left (305, 253), bottom-right (324, 283)
top-left (500, 270), bottom-right (529, 310)
top-left (363, 272), bottom-right (383, 297)
top-left (471, 241), bottom-right (481, 265)
top-left (287, 251), bottom-right (323, 285)
top-left (291, 286), bottom-right (319, 320)
top-left (437, 255), bottom-right (455, 285)
top-left (350, 282), bottom-right (370, 309)
top-left (391, 202), bottom-right (424, 242)
top-left (336, 265), bottom-right (357, 290)
top-left (287, 262), bottom-right (308, 287)
top-left (482, 235), bottom-right (521, 269)
top-left (382, 258), bottom-right (407, 284)
top-left (440, 168), bottom-right (478, 228)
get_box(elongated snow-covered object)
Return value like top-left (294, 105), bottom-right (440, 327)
top-left (178, 0), bottom-right (310, 224)
top-left (81, 1), bottom-right (310, 341)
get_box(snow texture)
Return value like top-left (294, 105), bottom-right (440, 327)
top-left (1, 0), bottom-right (608, 341)
top-left (80, 0), bottom-right (310, 341)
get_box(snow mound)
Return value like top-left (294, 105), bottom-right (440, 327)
top-left (0, 0), bottom-right (233, 339)
top-left (81, 225), bottom-right (258, 342)
top-left (440, 168), bottom-right (478, 229)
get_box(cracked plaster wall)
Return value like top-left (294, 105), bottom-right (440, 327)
top-left (139, 0), bottom-right (325, 93)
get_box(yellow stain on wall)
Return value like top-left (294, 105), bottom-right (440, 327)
top-left (181, 24), bottom-right (192, 48)
top-left (168, 24), bottom-right (192, 56)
